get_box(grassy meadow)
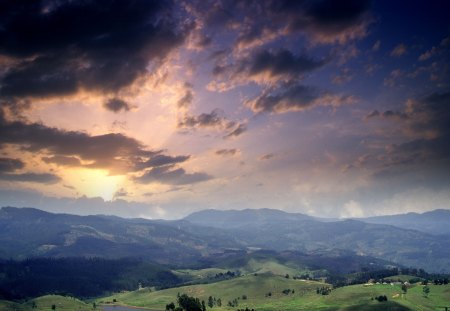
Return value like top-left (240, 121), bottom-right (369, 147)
top-left (98, 273), bottom-right (450, 311)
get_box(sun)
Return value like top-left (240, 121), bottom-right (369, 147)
top-left (63, 168), bottom-right (125, 201)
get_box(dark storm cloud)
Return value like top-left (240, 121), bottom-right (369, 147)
top-left (212, 49), bottom-right (326, 88)
top-left (0, 172), bottom-right (60, 184)
top-left (0, 156), bottom-right (60, 184)
top-left (0, 158), bottom-right (24, 173)
top-left (0, 113), bottom-right (152, 172)
top-left (247, 83), bottom-right (356, 114)
top-left (104, 98), bottom-right (131, 113)
top-left (189, 0), bottom-right (371, 50)
top-left (289, 0), bottom-right (372, 40)
top-left (247, 85), bottom-right (318, 113)
top-left (0, 112), bottom-right (209, 181)
top-left (245, 49), bottom-right (326, 79)
top-left (0, 0), bottom-right (185, 102)
top-left (135, 165), bottom-right (212, 185)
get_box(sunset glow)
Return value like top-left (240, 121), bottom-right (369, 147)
top-left (0, 0), bottom-right (449, 219)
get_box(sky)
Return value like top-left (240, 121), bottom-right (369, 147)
top-left (0, 0), bottom-right (449, 219)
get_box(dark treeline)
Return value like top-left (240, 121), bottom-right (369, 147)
top-left (327, 266), bottom-right (449, 288)
top-left (0, 257), bottom-right (181, 300)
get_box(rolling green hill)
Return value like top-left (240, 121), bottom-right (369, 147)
top-left (0, 295), bottom-right (92, 311)
top-left (98, 274), bottom-right (450, 311)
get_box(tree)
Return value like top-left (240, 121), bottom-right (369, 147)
top-left (51, 304), bottom-right (56, 310)
top-left (216, 298), bottom-right (222, 307)
top-left (423, 285), bottom-right (430, 298)
top-left (208, 296), bottom-right (214, 308)
top-left (166, 302), bottom-right (175, 310)
top-left (176, 294), bottom-right (204, 311)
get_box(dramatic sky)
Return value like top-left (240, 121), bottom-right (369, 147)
top-left (0, 0), bottom-right (449, 219)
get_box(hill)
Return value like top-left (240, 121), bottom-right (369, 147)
top-left (182, 209), bottom-right (450, 273)
top-left (184, 208), bottom-right (313, 229)
top-left (0, 295), bottom-right (92, 311)
top-left (99, 274), bottom-right (450, 311)
top-left (359, 209), bottom-right (450, 236)
top-left (0, 206), bottom-right (234, 265)
top-left (1, 207), bottom-right (449, 273)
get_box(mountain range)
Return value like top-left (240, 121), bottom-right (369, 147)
top-left (0, 206), bottom-right (449, 273)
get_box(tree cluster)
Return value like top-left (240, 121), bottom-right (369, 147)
top-left (207, 296), bottom-right (222, 308)
top-left (281, 289), bottom-right (295, 295)
top-left (374, 295), bottom-right (388, 302)
top-left (0, 257), bottom-right (181, 300)
top-left (316, 287), bottom-right (331, 295)
top-left (166, 294), bottom-right (206, 311)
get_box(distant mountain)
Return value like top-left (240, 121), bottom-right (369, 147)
top-left (184, 208), bottom-right (313, 229)
top-left (1, 207), bottom-right (449, 273)
top-left (359, 209), bottom-right (450, 235)
top-left (0, 206), bottom-right (235, 265)
top-left (182, 208), bottom-right (450, 273)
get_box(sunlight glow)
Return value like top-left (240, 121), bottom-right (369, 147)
top-left (63, 169), bottom-right (125, 201)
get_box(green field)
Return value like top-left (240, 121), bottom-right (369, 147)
top-left (98, 274), bottom-right (450, 311)
top-left (1, 275), bottom-right (448, 311)
top-left (0, 295), bottom-right (93, 311)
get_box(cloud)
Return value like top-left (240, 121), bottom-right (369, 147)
top-left (135, 165), bottom-right (212, 185)
top-left (383, 69), bottom-right (403, 87)
top-left (187, 0), bottom-right (372, 58)
top-left (364, 110), bottom-right (408, 121)
top-left (223, 123), bottom-right (247, 139)
top-left (283, 0), bottom-right (372, 44)
top-left (0, 172), bottom-right (60, 184)
top-left (113, 188), bottom-right (129, 200)
top-left (0, 0), bottom-right (186, 104)
top-left (178, 109), bottom-right (232, 128)
top-left (104, 98), bottom-right (131, 113)
top-left (0, 156), bottom-right (60, 185)
top-left (42, 155), bottom-right (82, 167)
top-left (210, 49), bottom-right (326, 90)
top-left (0, 111), bottom-right (201, 178)
top-left (366, 92), bottom-right (450, 175)
top-left (332, 68), bottom-right (353, 84)
top-left (178, 109), bottom-right (247, 138)
top-left (418, 35), bottom-right (450, 61)
top-left (390, 43), bottom-right (407, 57)
top-left (135, 155), bottom-right (190, 170)
top-left (0, 157), bottom-right (24, 173)
top-left (243, 49), bottom-right (326, 82)
top-left (177, 83), bottom-right (194, 108)
top-left (259, 153), bottom-right (275, 161)
top-left (246, 83), bottom-right (356, 113)
top-left (372, 40), bottom-right (381, 51)
top-left (215, 149), bottom-right (238, 156)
